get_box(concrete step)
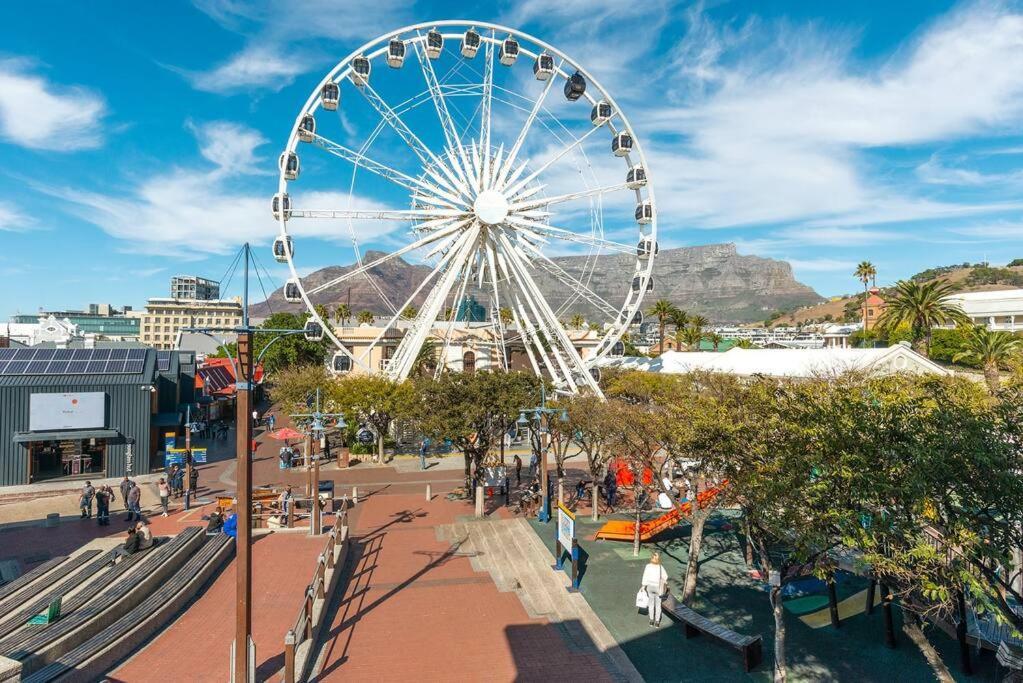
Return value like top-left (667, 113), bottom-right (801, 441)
top-left (473, 527), bottom-right (518, 592)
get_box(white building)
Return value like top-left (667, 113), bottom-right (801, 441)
top-left (598, 343), bottom-right (949, 379)
top-left (0, 315), bottom-right (82, 346)
top-left (946, 289), bottom-right (1023, 331)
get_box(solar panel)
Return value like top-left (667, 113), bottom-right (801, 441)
top-left (53, 349), bottom-right (74, 361)
top-left (0, 361), bottom-right (9, 373)
top-left (156, 351), bottom-right (172, 372)
top-left (110, 348), bottom-right (129, 360)
top-left (71, 349), bottom-right (91, 360)
top-left (26, 360), bottom-right (50, 374)
top-left (105, 360), bottom-right (126, 373)
top-left (34, 349), bottom-right (56, 361)
top-left (125, 360), bottom-right (145, 373)
top-left (0, 349), bottom-right (17, 361)
top-left (66, 360), bottom-right (89, 374)
top-left (85, 360), bottom-right (106, 373)
top-left (46, 360), bottom-right (70, 374)
top-left (6, 360), bottom-right (29, 374)
top-left (92, 348), bottom-right (111, 360)
top-left (127, 348), bottom-right (145, 360)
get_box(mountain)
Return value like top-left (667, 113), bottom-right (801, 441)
top-left (251, 243), bottom-right (823, 324)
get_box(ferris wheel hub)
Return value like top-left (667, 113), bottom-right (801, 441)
top-left (472, 189), bottom-right (510, 225)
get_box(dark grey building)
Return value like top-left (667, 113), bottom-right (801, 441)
top-left (0, 346), bottom-right (195, 486)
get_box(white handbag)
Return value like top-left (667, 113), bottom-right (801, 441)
top-left (635, 588), bottom-right (649, 611)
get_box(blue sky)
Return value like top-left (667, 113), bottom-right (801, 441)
top-left (2, 0), bottom-right (1023, 319)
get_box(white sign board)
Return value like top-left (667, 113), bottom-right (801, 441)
top-left (558, 504), bottom-right (575, 549)
top-left (30, 392), bottom-right (106, 431)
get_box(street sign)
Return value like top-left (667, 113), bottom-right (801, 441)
top-left (356, 428), bottom-right (375, 445)
top-left (192, 448), bottom-right (208, 464)
top-left (555, 502), bottom-right (580, 590)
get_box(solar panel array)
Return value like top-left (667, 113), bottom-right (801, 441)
top-left (156, 350), bottom-right (172, 372)
top-left (0, 347), bottom-right (147, 376)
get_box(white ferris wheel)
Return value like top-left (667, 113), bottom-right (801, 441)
top-left (272, 20), bottom-right (657, 395)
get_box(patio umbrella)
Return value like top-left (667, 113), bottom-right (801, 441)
top-left (269, 428), bottom-right (304, 441)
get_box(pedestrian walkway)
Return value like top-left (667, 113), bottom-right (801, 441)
top-left (309, 493), bottom-right (627, 681)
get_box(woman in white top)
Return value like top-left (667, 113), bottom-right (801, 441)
top-left (641, 552), bottom-right (669, 627)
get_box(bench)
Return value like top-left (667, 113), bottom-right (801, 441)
top-left (0, 553), bottom-right (99, 617)
top-left (662, 594), bottom-right (763, 673)
top-left (0, 556), bottom-right (67, 602)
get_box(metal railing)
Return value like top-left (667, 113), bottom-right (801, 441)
top-left (283, 504), bottom-right (350, 683)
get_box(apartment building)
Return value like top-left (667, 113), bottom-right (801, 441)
top-left (170, 275), bottom-right (220, 301)
top-left (140, 297), bottom-right (242, 350)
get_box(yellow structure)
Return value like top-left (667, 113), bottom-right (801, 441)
top-left (140, 297), bottom-right (242, 350)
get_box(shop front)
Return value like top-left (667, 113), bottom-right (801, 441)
top-left (17, 429), bottom-right (120, 482)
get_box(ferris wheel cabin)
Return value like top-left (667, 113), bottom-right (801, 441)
top-left (533, 53), bottom-right (554, 80)
top-left (279, 151), bottom-right (300, 181)
top-left (499, 36), bottom-right (519, 65)
top-left (284, 279), bottom-right (301, 302)
top-left (387, 38), bottom-right (406, 68)
top-left (588, 367), bottom-right (601, 382)
top-left (331, 351), bottom-right (352, 374)
top-left (350, 56), bottom-right (371, 86)
top-left (637, 237), bottom-right (658, 258)
top-left (426, 29), bottom-right (444, 59)
top-left (635, 201), bottom-right (654, 225)
top-left (271, 193), bottom-right (291, 221)
top-left (320, 82), bottom-right (339, 111)
top-left (303, 320), bottom-right (324, 342)
top-left (272, 235), bottom-right (293, 263)
top-left (612, 132), bottom-right (633, 157)
top-left (611, 340), bottom-right (626, 356)
top-left (298, 114), bottom-right (316, 142)
top-left (591, 101), bottom-right (613, 126)
top-left (461, 28), bottom-right (481, 58)
top-left (632, 276), bottom-right (654, 293)
top-left (626, 165), bottom-right (646, 188)
top-left (564, 71), bottom-right (586, 101)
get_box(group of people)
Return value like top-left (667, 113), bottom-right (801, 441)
top-left (112, 519), bottom-right (157, 562)
top-left (278, 445), bottom-right (298, 469)
top-left (79, 481), bottom-right (119, 525)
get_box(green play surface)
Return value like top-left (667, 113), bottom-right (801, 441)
top-left (527, 510), bottom-right (997, 682)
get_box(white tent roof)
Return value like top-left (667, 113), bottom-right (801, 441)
top-left (599, 343), bottom-right (950, 378)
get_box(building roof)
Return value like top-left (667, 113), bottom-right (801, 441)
top-left (0, 348), bottom-right (156, 387)
top-left (599, 344), bottom-right (950, 378)
top-left (948, 288), bottom-right (1023, 301)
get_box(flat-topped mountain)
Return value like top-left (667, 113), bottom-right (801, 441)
top-left (252, 243), bottom-right (822, 324)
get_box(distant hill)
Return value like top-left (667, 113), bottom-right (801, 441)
top-left (763, 262), bottom-right (1023, 327)
top-left (252, 243), bottom-right (823, 324)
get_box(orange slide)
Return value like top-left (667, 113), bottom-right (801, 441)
top-left (594, 485), bottom-right (726, 542)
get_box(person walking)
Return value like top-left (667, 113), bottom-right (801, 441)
top-left (95, 485), bottom-right (113, 526)
top-left (529, 451), bottom-right (539, 480)
top-left (79, 481), bottom-right (95, 519)
top-left (188, 465), bottom-right (199, 494)
top-left (119, 476), bottom-right (133, 511)
top-left (174, 466), bottom-right (186, 499)
top-left (419, 438), bottom-right (430, 471)
top-left (513, 454), bottom-right (523, 486)
top-left (641, 552), bottom-right (669, 627)
top-left (125, 481), bottom-right (142, 523)
top-left (157, 478), bottom-right (170, 517)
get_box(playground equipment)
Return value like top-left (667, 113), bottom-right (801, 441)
top-left (594, 485), bottom-right (726, 541)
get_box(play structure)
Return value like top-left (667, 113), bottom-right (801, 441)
top-left (594, 484), bottom-right (726, 541)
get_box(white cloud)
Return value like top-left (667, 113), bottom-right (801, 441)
top-left (0, 200), bottom-right (33, 231)
top-left (187, 120), bottom-right (269, 175)
top-left (0, 58), bottom-right (106, 150)
top-left (185, 0), bottom-right (411, 93)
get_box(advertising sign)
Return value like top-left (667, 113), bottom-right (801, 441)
top-left (192, 448), bottom-right (208, 464)
top-left (557, 503), bottom-right (575, 550)
top-left (30, 392), bottom-right (106, 431)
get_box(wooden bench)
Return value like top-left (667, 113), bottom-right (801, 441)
top-left (662, 594), bottom-right (763, 673)
top-left (0, 552), bottom-right (99, 616)
top-left (0, 556), bottom-right (67, 602)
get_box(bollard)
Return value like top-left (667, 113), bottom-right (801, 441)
top-left (283, 630), bottom-right (296, 683)
top-left (475, 485), bottom-right (485, 518)
top-left (426, 483), bottom-right (432, 501)
top-left (592, 485), bottom-right (599, 522)
top-left (352, 486), bottom-right (358, 505)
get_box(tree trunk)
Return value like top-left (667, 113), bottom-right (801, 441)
top-left (827, 576), bottom-right (841, 628)
top-left (984, 361), bottom-right (1001, 393)
top-left (377, 434), bottom-right (385, 463)
top-left (881, 583), bottom-right (897, 648)
top-left (633, 489), bottom-right (641, 557)
top-left (464, 451), bottom-right (472, 492)
top-left (681, 512), bottom-right (707, 603)
top-left (903, 618), bottom-right (953, 681)
top-left (658, 322), bottom-right (665, 356)
top-left (771, 585), bottom-right (786, 682)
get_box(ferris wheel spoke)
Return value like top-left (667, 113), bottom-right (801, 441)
top-left (502, 124), bottom-right (605, 198)
top-left (508, 182), bottom-right (630, 212)
top-left (496, 59), bottom-right (564, 189)
top-left (519, 243), bottom-right (620, 319)
top-left (388, 227), bottom-right (480, 380)
top-left (481, 31), bottom-right (494, 155)
top-left (305, 219), bottom-right (469, 297)
top-left (498, 234), bottom-right (601, 393)
top-left (484, 244), bottom-right (509, 370)
top-left (412, 37), bottom-right (475, 188)
top-left (290, 208), bottom-right (461, 220)
top-left (433, 238), bottom-right (477, 379)
top-left (505, 217), bottom-right (637, 256)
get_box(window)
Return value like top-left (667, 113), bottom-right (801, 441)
top-left (463, 350), bottom-right (476, 374)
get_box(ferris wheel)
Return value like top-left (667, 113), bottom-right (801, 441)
top-left (272, 20), bottom-right (657, 394)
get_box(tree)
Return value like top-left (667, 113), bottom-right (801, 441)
top-left (647, 299), bottom-right (677, 355)
top-left (499, 307), bottom-right (514, 325)
top-left (401, 304), bottom-right (418, 320)
top-left (356, 310), bottom-right (375, 325)
top-left (334, 303), bottom-right (351, 326)
top-left (329, 375), bottom-right (414, 463)
top-left (732, 338), bottom-right (754, 349)
top-left (268, 363), bottom-right (332, 412)
top-left (565, 393), bottom-right (616, 479)
top-left (688, 314), bottom-right (709, 333)
top-left (680, 325), bottom-right (704, 351)
top-left (953, 325), bottom-right (1023, 392)
top-left (876, 279), bottom-right (970, 355)
top-left (411, 338), bottom-right (438, 377)
top-left (413, 371), bottom-right (540, 490)
top-left (568, 313), bottom-right (586, 330)
top-left (705, 331), bottom-right (724, 351)
top-left (314, 304), bottom-right (330, 323)
top-left (854, 261), bottom-right (877, 328)
top-left (252, 312), bottom-right (329, 375)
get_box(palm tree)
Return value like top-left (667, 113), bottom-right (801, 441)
top-left (411, 338), bottom-right (438, 377)
top-left (314, 304), bottom-right (330, 322)
top-left (334, 303), bottom-right (351, 326)
top-left (876, 279), bottom-right (969, 356)
top-left (647, 299), bottom-right (677, 355)
top-left (953, 325), bottom-right (1023, 392)
top-left (568, 313), bottom-right (586, 329)
top-left (854, 261), bottom-right (877, 328)
top-left (688, 314), bottom-right (709, 333)
top-left (356, 310), bottom-right (375, 325)
top-left (680, 325), bottom-right (704, 351)
top-left (401, 304), bottom-right (418, 320)
top-left (733, 338), bottom-right (754, 349)
top-left (705, 331), bottom-right (724, 351)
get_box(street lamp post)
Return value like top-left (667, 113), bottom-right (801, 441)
top-left (290, 388), bottom-right (346, 536)
top-left (518, 384), bottom-right (567, 524)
